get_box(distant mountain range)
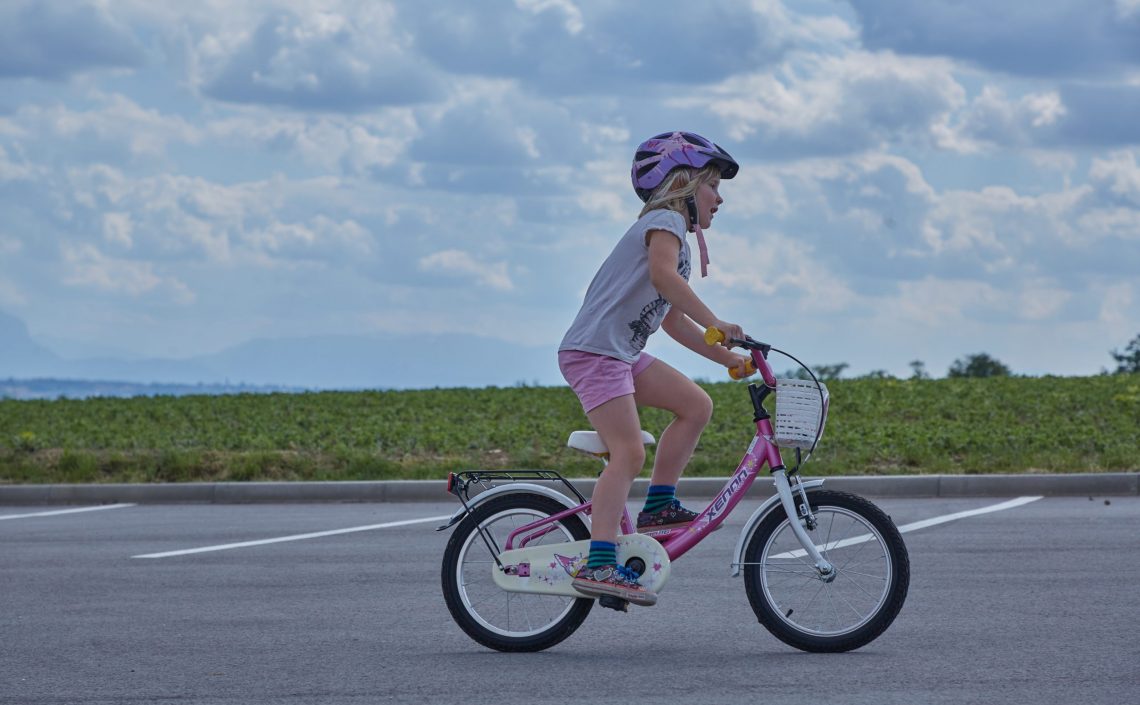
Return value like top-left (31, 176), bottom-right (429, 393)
top-left (0, 311), bottom-right (559, 399)
top-left (0, 377), bottom-right (303, 400)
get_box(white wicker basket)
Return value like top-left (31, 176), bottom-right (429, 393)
top-left (773, 378), bottom-right (830, 450)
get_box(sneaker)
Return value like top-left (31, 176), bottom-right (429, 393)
top-left (637, 499), bottom-right (700, 533)
top-left (572, 564), bottom-right (657, 606)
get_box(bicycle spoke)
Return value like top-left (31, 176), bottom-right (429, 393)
top-left (826, 584), bottom-right (842, 628)
top-left (758, 565), bottom-right (820, 577)
top-left (516, 594), bottom-right (534, 632)
top-left (464, 593), bottom-right (503, 611)
top-left (832, 583), bottom-right (867, 619)
top-left (838, 552), bottom-right (887, 572)
top-left (800, 578), bottom-right (829, 617)
top-left (840, 568), bottom-right (888, 581)
top-left (835, 534), bottom-right (875, 570)
top-left (839, 540), bottom-right (880, 572)
top-left (839, 569), bottom-right (882, 602)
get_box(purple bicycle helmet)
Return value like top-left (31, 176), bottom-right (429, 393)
top-left (631, 131), bottom-right (739, 202)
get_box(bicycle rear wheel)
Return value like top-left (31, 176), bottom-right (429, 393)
top-left (441, 493), bottom-right (593, 652)
top-left (742, 489), bottom-right (909, 652)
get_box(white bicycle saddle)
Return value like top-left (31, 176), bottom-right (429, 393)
top-left (566, 430), bottom-right (655, 456)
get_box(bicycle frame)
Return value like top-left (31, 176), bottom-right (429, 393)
top-left (503, 344), bottom-right (835, 576)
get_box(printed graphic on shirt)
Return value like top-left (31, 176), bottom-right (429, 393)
top-left (629, 296), bottom-right (668, 351)
top-left (626, 243), bottom-right (691, 351)
top-left (677, 249), bottom-right (691, 281)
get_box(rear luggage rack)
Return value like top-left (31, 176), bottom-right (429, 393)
top-left (447, 470), bottom-right (588, 505)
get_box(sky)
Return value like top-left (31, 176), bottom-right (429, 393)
top-left (1, 0), bottom-right (1139, 387)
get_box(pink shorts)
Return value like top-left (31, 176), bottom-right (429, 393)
top-left (558, 350), bottom-right (657, 413)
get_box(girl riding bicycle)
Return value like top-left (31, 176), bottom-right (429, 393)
top-left (558, 131), bottom-right (751, 606)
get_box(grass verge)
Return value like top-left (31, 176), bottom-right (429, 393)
top-left (2, 374), bottom-right (1138, 483)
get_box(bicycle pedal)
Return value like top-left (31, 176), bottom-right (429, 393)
top-left (598, 595), bottom-right (630, 612)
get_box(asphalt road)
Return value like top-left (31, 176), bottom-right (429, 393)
top-left (2, 496), bottom-right (1137, 705)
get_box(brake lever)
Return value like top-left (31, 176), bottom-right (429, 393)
top-left (731, 337), bottom-right (772, 358)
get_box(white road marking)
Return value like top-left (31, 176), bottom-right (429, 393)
top-left (0, 503), bottom-right (136, 521)
top-left (895, 495), bottom-right (1043, 533)
top-left (132, 514), bottom-right (453, 559)
top-left (772, 496), bottom-right (1043, 559)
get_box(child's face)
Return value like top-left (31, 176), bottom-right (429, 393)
top-left (695, 176), bottom-right (723, 230)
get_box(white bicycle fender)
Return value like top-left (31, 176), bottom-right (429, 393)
top-left (492, 533), bottom-right (671, 597)
top-left (440, 483), bottom-right (586, 531)
top-left (729, 478), bottom-right (826, 577)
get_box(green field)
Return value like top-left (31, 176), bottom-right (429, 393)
top-left (2, 374), bottom-right (1138, 484)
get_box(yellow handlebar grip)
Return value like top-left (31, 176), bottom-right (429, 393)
top-left (729, 359), bottom-right (757, 380)
top-left (704, 326), bottom-right (725, 346)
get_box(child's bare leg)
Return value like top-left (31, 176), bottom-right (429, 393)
top-left (584, 394), bottom-right (646, 543)
top-left (633, 360), bottom-right (713, 486)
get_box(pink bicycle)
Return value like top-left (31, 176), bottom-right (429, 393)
top-left (439, 329), bottom-right (910, 652)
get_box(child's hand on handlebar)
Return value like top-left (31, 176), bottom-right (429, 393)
top-left (711, 320), bottom-right (745, 347)
top-left (728, 354), bottom-right (756, 380)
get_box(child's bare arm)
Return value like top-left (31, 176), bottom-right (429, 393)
top-left (647, 230), bottom-right (743, 342)
top-left (662, 308), bottom-right (751, 373)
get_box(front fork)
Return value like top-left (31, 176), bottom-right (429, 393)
top-left (772, 468), bottom-right (835, 579)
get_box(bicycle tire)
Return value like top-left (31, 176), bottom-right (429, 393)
top-left (441, 493), bottom-right (593, 652)
top-left (743, 489), bottom-right (909, 652)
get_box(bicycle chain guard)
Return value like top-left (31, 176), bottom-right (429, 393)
top-left (491, 533), bottom-right (671, 597)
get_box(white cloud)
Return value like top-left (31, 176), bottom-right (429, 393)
top-left (922, 186), bottom-right (1031, 257)
top-left (407, 78), bottom-right (584, 175)
top-left (0, 145), bottom-right (38, 182)
top-left (694, 50), bottom-right (965, 157)
top-left (1017, 281), bottom-right (1072, 321)
top-left (102, 212), bottom-right (133, 248)
top-left (61, 243), bottom-right (193, 303)
top-left (1075, 207), bottom-right (1140, 242)
top-left (1120, 0), bottom-right (1140, 18)
top-left (1089, 150), bottom-right (1140, 206)
top-left (13, 93), bottom-right (200, 160)
top-left (515, 0), bottom-right (584, 35)
top-left (404, 0), bottom-right (793, 93)
top-left (724, 167), bottom-right (792, 219)
top-left (872, 276), bottom-right (1071, 327)
top-left (575, 157), bottom-right (636, 225)
top-left (710, 229), bottom-right (856, 313)
top-left (195, 5), bottom-right (446, 110)
top-left (0, 1), bottom-right (145, 80)
top-left (0, 233), bottom-right (22, 256)
top-left (879, 277), bottom-right (1002, 326)
top-left (0, 277), bottom-right (25, 307)
top-left (208, 111), bottom-right (415, 174)
top-left (55, 166), bottom-right (390, 268)
top-left (418, 249), bottom-right (514, 291)
top-left (1100, 282), bottom-right (1134, 326)
top-left (848, 0), bottom-right (1140, 77)
top-left (246, 216), bottom-right (373, 260)
top-left (935, 86), bottom-right (1068, 153)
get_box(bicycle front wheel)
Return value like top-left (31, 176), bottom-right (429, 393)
top-left (441, 493), bottom-right (593, 652)
top-left (743, 489), bottom-right (909, 652)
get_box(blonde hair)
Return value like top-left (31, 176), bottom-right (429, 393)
top-left (638, 163), bottom-right (722, 223)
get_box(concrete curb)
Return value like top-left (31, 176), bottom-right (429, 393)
top-left (0, 473), bottom-right (1136, 505)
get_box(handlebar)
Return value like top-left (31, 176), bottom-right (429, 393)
top-left (704, 327), bottom-right (777, 385)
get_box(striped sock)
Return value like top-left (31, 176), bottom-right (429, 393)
top-left (642, 484), bottom-right (676, 514)
top-left (586, 541), bottom-right (617, 569)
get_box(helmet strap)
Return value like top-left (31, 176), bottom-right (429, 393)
top-left (685, 196), bottom-right (709, 278)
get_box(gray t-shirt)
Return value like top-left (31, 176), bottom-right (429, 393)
top-left (559, 209), bottom-right (691, 363)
